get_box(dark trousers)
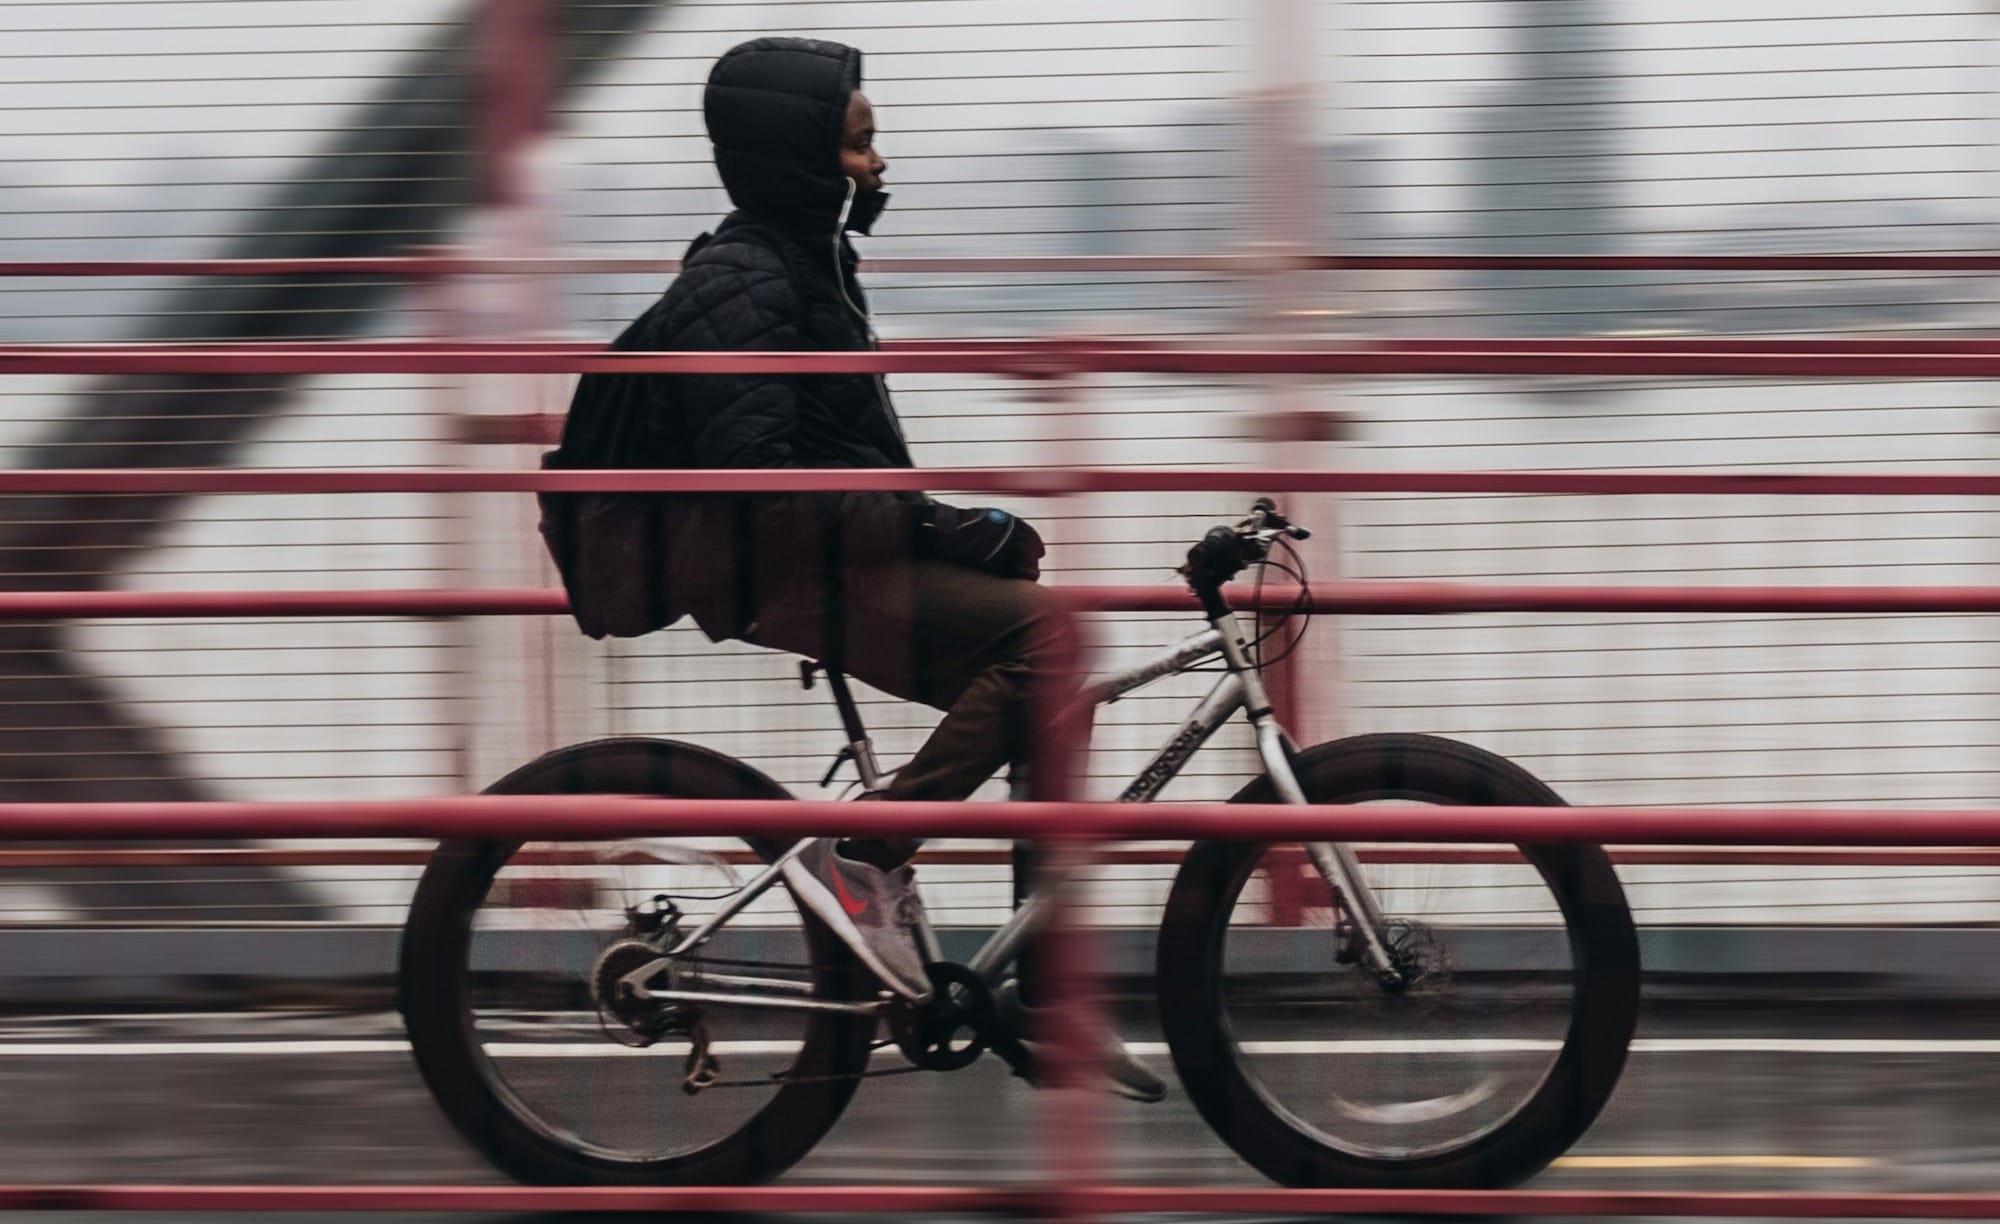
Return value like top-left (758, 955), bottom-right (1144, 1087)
top-left (744, 558), bottom-right (1081, 992)
top-left (742, 558), bottom-right (1087, 805)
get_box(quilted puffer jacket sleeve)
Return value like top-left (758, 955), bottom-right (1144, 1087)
top-left (667, 246), bottom-right (925, 564)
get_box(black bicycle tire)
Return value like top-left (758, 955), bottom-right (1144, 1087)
top-left (398, 737), bottom-right (875, 1186)
top-left (1156, 732), bottom-right (1640, 1189)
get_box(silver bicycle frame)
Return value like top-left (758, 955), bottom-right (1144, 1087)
top-left (619, 605), bottom-right (1400, 1011)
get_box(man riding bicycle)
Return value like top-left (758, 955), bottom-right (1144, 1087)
top-left (545, 36), bottom-right (1163, 1101)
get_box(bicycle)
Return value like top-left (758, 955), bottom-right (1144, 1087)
top-left (398, 498), bottom-right (1640, 1189)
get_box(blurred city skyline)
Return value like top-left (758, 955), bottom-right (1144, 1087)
top-left (1, 1), bottom-right (1990, 261)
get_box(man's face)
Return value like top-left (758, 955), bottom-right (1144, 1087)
top-left (841, 92), bottom-right (886, 193)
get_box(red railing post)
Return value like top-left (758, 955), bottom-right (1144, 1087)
top-left (475, 0), bottom-right (572, 766)
top-left (477, 0), bottom-right (550, 213)
top-left (1032, 577), bottom-right (1104, 1221)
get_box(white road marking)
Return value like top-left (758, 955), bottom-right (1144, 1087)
top-left (1552, 1155), bottom-right (1879, 1170)
top-left (1634, 1037), bottom-right (2000, 1055)
top-left (486, 1040), bottom-right (804, 1057)
top-left (0, 1040), bottom-right (408, 1057)
top-left (1233, 1039), bottom-right (1558, 1055)
top-left (1238, 1038), bottom-right (2000, 1056)
top-left (0, 1036), bottom-right (1998, 1057)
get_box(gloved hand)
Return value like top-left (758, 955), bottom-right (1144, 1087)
top-left (918, 503), bottom-right (1045, 580)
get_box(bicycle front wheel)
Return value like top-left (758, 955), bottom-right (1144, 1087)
top-left (398, 738), bottom-right (875, 1185)
top-left (1157, 733), bottom-right (1639, 1188)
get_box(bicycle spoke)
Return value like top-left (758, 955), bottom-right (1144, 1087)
top-left (1220, 840), bottom-right (1575, 1161)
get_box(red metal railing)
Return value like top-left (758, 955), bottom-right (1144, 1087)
top-left (15, 845), bottom-right (2000, 869)
top-left (14, 338), bottom-right (2000, 377)
top-left (12, 462), bottom-right (2000, 496)
top-left (10, 1185), bottom-right (2000, 1216)
top-left (10, 251), bottom-right (2000, 275)
top-left (16, 0), bottom-right (1999, 1202)
top-left (7, 794), bottom-right (2000, 844)
top-left (4, 457), bottom-right (2000, 1210)
top-left (8, 581), bottom-right (2000, 621)
top-left (10, 296), bottom-right (2000, 1210)
top-left (4, 788), bottom-right (2000, 1216)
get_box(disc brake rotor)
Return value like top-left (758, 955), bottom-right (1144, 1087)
top-left (1379, 918), bottom-right (1452, 997)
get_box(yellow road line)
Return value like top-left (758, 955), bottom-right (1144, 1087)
top-left (1554, 1155), bottom-right (1878, 1170)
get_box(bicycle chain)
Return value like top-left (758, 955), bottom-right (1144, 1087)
top-left (671, 952), bottom-right (813, 975)
top-left (652, 955), bottom-right (1007, 1090)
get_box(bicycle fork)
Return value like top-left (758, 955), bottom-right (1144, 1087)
top-left (1246, 704), bottom-right (1403, 985)
top-left (1218, 609), bottom-right (1406, 987)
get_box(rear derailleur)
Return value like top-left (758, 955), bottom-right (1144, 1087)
top-left (591, 895), bottom-right (720, 1094)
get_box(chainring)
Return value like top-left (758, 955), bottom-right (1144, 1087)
top-left (887, 963), bottom-right (997, 1071)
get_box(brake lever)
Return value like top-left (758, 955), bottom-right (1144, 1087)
top-left (1251, 503), bottom-right (1312, 543)
top-left (1248, 524), bottom-right (1312, 545)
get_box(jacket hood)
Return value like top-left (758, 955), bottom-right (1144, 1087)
top-left (704, 37), bottom-right (889, 235)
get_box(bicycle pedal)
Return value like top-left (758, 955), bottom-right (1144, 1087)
top-left (1333, 917), bottom-right (1363, 964)
top-left (992, 1034), bottom-right (1033, 1080)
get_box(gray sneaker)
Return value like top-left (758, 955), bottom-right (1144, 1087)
top-left (785, 840), bottom-right (933, 1003)
top-left (995, 979), bottom-right (1168, 1103)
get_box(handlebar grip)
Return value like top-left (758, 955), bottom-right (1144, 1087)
top-left (1252, 496), bottom-right (1277, 515)
top-left (1185, 527), bottom-right (1231, 576)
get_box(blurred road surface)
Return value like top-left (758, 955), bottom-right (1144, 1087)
top-left (0, 1001), bottom-right (1987, 1223)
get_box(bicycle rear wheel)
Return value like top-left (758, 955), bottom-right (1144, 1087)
top-left (398, 738), bottom-right (874, 1185)
top-left (1157, 733), bottom-right (1639, 1188)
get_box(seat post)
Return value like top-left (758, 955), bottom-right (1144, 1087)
top-left (820, 667), bottom-right (868, 745)
top-left (800, 660), bottom-right (887, 791)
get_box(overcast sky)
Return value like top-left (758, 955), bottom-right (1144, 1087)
top-left (0, 0), bottom-right (1992, 254)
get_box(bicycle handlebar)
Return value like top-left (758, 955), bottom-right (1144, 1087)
top-left (1233, 498), bottom-right (1310, 539)
top-left (1184, 499), bottom-right (1311, 598)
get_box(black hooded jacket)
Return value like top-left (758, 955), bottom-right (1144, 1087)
top-left (547, 37), bottom-right (924, 640)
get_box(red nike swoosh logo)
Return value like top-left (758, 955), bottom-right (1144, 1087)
top-left (830, 867), bottom-right (868, 917)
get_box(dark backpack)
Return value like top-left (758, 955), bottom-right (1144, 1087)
top-left (538, 224), bottom-right (807, 639)
top-left (536, 403), bottom-right (680, 640)
top-left (536, 233), bottom-right (727, 639)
